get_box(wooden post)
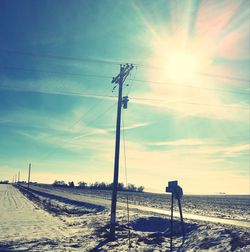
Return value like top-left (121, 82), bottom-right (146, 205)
top-left (27, 163), bottom-right (31, 189)
top-left (177, 198), bottom-right (185, 236)
top-left (170, 193), bottom-right (174, 251)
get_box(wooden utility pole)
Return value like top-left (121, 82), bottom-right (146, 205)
top-left (18, 171), bottom-right (20, 183)
top-left (110, 64), bottom-right (133, 239)
top-left (27, 163), bottom-right (31, 189)
top-left (170, 193), bottom-right (174, 251)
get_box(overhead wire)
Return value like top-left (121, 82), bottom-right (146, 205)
top-left (0, 66), bottom-right (112, 79)
top-left (121, 68), bottom-right (138, 250)
top-left (61, 96), bottom-right (111, 136)
top-left (37, 101), bottom-right (117, 163)
top-left (0, 49), bottom-right (122, 66)
top-left (36, 97), bottom-right (112, 169)
top-left (124, 65), bottom-right (138, 96)
top-left (198, 72), bottom-right (250, 83)
top-left (1, 48), bottom-right (249, 83)
top-left (0, 65), bottom-right (249, 96)
top-left (29, 62), bottom-right (117, 163)
top-left (0, 85), bottom-right (248, 110)
top-left (0, 85), bottom-right (117, 100)
top-left (130, 96), bottom-right (249, 110)
top-left (121, 109), bottom-right (131, 250)
top-left (133, 78), bottom-right (250, 95)
top-left (1, 50), bottom-right (249, 164)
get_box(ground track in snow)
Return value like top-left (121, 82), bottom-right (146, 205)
top-left (0, 184), bottom-right (66, 250)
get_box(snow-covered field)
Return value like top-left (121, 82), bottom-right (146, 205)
top-left (0, 184), bottom-right (249, 251)
top-left (30, 184), bottom-right (250, 223)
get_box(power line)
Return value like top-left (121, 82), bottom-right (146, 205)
top-left (1, 49), bottom-right (249, 83)
top-left (137, 64), bottom-right (250, 83)
top-left (121, 109), bottom-right (131, 249)
top-left (0, 85), bottom-right (248, 110)
top-left (1, 65), bottom-right (249, 95)
top-left (0, 85), bottom-right (117, 100)
top-left (66, 99), bottom-right (107, 131)
top-left (198, 72), bottom-right (250, 83)
top-left (37, 102), bottom-right (117, 162)
top-left (20, 85), bottom-right (116, 163)
top-left (122, 111), bottom-right (129, 189)
top-left (0, 49), bottom-right (123, 66)
top-left (126, 65), bottom-right (138, 96)
top-left (130, 97), bottom-right (249, 110)
top-left (33, 83), bottom-right (117, 161)
top-left (0, 66), bottom-right (112, 79)
top-left (133, 78), bottom-right (249, 95)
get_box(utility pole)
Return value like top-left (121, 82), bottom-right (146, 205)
top-left (27, 163), bottom-right (31, 189)
top-left (110, 64), bottom-right (133, 239)
top-left (18, 171), bottom-right (20, 183)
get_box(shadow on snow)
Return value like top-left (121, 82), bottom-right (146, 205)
top-left (16, 184), bottom-right (105, 213)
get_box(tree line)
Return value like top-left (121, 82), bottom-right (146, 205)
top-left (52, 180), bottom-right (144, 192)
top-left (0, 180), bottom-right (9, 184)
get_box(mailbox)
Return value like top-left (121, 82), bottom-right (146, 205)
top-left (165, 180), bottom-right (185, 249)
top-left (166, 180), bottom-right (183, 199)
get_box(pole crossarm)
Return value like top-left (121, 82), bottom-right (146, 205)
top-left (112, 64), bottom-right (134, 84)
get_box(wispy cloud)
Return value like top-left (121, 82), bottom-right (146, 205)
top-left (149, 138), bottom-right (209, 146)
top-left (148, 138), bottom-right (249, 156)
top-left (109, 138), bottom-right (249, 194)
top-left (131, 94), bottom-right (249, 121)
top-left (73, 122), bottom-right (150, 140)
top-left (0, 85), bottom-right (115, 101)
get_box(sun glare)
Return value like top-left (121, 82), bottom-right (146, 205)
top-left (166, 52), bottom-right (198, 83)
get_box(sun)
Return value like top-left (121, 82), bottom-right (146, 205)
top-left (166, 51), bottom-right (198, 83)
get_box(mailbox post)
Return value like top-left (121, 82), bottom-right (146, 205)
top-left (166, 180), bottom-right (185, 250)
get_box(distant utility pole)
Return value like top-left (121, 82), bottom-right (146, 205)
top-left (18, 171), bottom-right (20, 183)
top-left (110, 64), bottom-right (133, 239)
top-left (27, 163), bottom-right (31, 189)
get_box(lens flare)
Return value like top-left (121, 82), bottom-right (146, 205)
top-left (166, 52), bottom-right (198, 82)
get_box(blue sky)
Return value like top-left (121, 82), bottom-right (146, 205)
top-left (0, 0), bottom-right (249, 194)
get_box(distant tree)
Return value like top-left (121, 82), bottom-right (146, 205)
top-left (98, 182), bottom-right (106, 190)
top-left (127, 183), bottom-right (136, 192)
top-left (68, 181), bottom-right (75, 188)
top-left (0, 180), bottom-right (9, 184)
top-left (78, 180), bottom-right (144, 193)
top-left (137, 186), bottom-right (144, 192)
top-left (117, 182), bottom-right (124, 191)
top-left (93, 182), bottom-right (99, 189)
top-left (78, 181), bottom-right (87, 188)
top-left (95, 182), bottom-right (100, 189)
top-left (52, 180), bottom-right (67, 187)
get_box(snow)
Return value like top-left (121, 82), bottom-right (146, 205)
top-left (28, 184), bottom-right (250, 227)
top-left (0, 184), bottom-right (66, 251)
top-left (0, 184), bottom-right (249, 251)
top-left (32, 184), bottom-right (250, 222)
